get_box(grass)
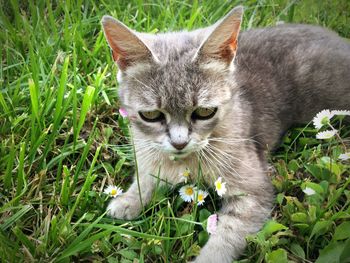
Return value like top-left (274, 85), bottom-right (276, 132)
top-left (0, 0), bottom-right (349, 262)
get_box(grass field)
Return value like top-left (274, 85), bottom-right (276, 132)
top-left (0, 0), bottom-right (349, 262)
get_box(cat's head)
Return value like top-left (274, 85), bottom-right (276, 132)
top-left (102, 6), bottom-right (243, 159)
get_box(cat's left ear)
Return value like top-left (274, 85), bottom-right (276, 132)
top-left (195, 6), bottom-right (243, 66)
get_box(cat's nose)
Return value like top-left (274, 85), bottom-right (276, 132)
top-left (171, 141), bottom-right (188, 151)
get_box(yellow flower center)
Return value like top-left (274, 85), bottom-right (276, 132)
top-left (216, 182), bottom-right (222, 190)
top-left (111, 189), bottom-right (117, 195)
top-left (198, 194), bottom-right (204, 201)
top-left (183, 170), bottom-right (190, 177)
top-left (185, 187), bottom-right (194, 196)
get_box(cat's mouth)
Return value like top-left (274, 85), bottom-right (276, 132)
top-left (169, 151), bottom-right (192, 160)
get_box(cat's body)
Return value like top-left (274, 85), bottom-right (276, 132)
top-left (102, 7), bottom-right (350, 262)
top-left (237, 24), bottom-right (350, 147)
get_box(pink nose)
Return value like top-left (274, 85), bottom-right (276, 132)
top-left (171, 142), bottom-right (188, 150)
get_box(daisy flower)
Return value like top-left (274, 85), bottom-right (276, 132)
top-left (312, 110), bottom-right (334, 130)
top-left (206, 214), bottom-right (218, 234)
top-left (180, 168), bottom-right (191, 182)
top-left (196, 190), bottom-right (208, 206)
top-left (179, 185), bottom-right (196, 202)
top-left (119, 108), bottom-right (128, 118)
top-left (316, 130), bottom-right (337, 140)
top-left (331, 110), bottom-right (350, 116)
top-left (214, 177), bottom-right (227, 197)
top-left (303, 187), bottom-right (316, 196)
top-left (104, 185), bottom-right (123, 198)
top-left (339, 152), bottom-right (350, 161)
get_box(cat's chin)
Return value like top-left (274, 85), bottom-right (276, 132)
top-left (168, 151), bottom-right (192, 160)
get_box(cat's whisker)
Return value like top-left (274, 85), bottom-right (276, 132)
top-left (203, 144), bottom-right (243, 180)
top-left (208, 135), bottom-right (263, 145)
top-left (205, 144), bottom-right (245, 180)
top-left (198, 148), bottom-right (221, 179)
top-left (136, 147), bottom-right (161, 165)
top-left (208, 143), bottom-right (264, 172)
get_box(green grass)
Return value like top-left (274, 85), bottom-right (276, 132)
top-left (0, 0), bottom-right (349, 262)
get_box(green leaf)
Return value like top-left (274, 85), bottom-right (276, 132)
top-left (334, 221), bottom-right (350, 240)
top-left (265, 248), bottom-right (288, 263)
top-left (290, 243), bottom-right (305, 259)
top-left (198, 231), bottom-right (209, 247)
top-left (288, 159), bottom-right (299, 172)
top-left (340, 238), bottom-right (350, 263)
top-left (310, 221), bottom-right (332, 240)
top-left (199, 209), bottom-right (211, 222)
top-left (304, 164), bottom-right (330, 181)
top-left (276, 193), bottom-right (284, 205)
top-left (262, 220), bottom-right (288, 238)
top-left (291, 212), bottom-right (308, 223)
top-left (319, 157), bottom-right (342, 176)
top-left (315, 241), bottom-right (346, 263)
top-left (118, 249), bottom-right (138, 260)
top-left (179, 214), bottom-right (193, 235)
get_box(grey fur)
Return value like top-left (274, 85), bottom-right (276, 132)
top-left (102, 6), bottom-right (350, 262)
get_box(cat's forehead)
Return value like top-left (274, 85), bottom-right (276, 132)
top-left (124, 64), bottom-right (231, 114)
top-left (126, 62), bottom-right (205, 111)
top-left (121, 31), bottom-right (232, 112)
top-left (148, 31), bottom-right (204, 63)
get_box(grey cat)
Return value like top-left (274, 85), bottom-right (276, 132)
top-left (101, 6), bottom-right (350, 263)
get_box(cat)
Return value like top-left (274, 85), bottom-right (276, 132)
top-left (101, 6), bottom-right (350, 262)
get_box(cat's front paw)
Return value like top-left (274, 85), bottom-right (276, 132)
top-left (107, 194), bottom-right (142, 220)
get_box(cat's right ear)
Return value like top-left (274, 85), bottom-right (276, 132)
top-left (101, 16), bottom-right (156, 70)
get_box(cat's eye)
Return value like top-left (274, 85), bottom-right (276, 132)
top-left (139, 110), bottom-right (164, 122)
top-left (191, 107), bottom-right (218, 120)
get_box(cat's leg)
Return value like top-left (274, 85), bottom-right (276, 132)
top-left (193, 167), bottom-right (274, 262)
top-left (107, 171), bottom-right (155, 220)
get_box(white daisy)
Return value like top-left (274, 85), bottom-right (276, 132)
top-left (214, 177), bottom-right (227, 197)
top-left (179, 185), bottom-right (196, 202)
top-left (316, 130), bottom-right (337, 140)
top-left (331, 110), bottom-right (350, 116)
top-left (339, 152), bottom-right (350, 161)
top-left (312, 110), bottom-right (334, 130)
top-left (303, 187), bottom-right (316, 196)
top-left (104, 185), bottom-right (123, 198)
top-left (180, 168), bottom-right (191, 183)
top-left (196, 190), bottom-right (208, 206)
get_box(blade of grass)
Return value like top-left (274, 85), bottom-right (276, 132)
top-left (28, 79), bottom-right (39, 124)
top-left (53, 56), bottom-right (69, 124)
top-left (75, 85), bottom-right (95, 144)
top-left (12, 225), bottom-right (36, 256)
top-left (0, 205), bottom-right (32, 231)
top-left (60, 165), bottom-right (71, 207)
top-left (67, 146), bottom-right (101, 222)
top-left (56, 212), bottom-right (106, 261)
top-left (4, 136), bottom-right (16, 189)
